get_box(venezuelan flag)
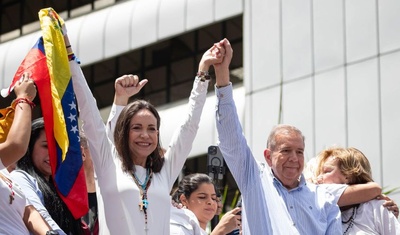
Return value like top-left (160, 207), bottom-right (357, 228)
top-left (3, 8), bottom-right (88, 219)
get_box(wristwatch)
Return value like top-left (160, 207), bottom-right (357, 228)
top-left (46, 231), bottom-right (59, 235)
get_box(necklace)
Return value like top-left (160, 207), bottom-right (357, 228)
top-left (132, 168), bottom-right (153, 232)
top-left (0, 172), bottom-right (15, 204)
top-left (342, 205), bottom-right (358, 235)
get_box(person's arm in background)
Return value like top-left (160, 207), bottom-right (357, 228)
top-left (11, 170), bottom-right (66, 234)
top-left (23, 205), bottom-right (52, 235)
top-left (0, 74), bottom-right (36, 167)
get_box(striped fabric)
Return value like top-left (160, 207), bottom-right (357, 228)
top-left (214, 83), bottom-right (341, 234)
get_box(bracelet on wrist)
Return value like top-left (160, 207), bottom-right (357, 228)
top-left (11, 97), bottom-right (35, 110)
top-left (46, 230), bottom-right (59, 235)
top-left (196, 71), bottom-right (211, 82)
top-left (66, 45), bottom-right (71, 48)
top-left (68, 53), bottom-right (75, 61)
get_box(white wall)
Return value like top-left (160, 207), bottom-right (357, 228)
top-left (245, 0), bottom-right (400, 204)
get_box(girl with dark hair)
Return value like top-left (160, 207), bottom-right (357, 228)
top-left (171, 173), bottom-right (217, 235)
top-left (11, 117), bottom-right (79, 235)
top-left (170, 173), bottom-right (241, 235)
top-left (66, 29), bottom-right (224, 234)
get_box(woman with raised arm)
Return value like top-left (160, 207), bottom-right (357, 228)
top-left (66, 31), bottom-right (225, 234)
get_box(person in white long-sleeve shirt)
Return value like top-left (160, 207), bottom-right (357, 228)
top-left (315, 147), bottom-right (400, 235)
top-left (65, 32), bottom-right (226, 234)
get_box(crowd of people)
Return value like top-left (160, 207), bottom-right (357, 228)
top-left (0, 20), bottom-right (399, 235)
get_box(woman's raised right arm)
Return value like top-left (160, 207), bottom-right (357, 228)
top-left (0, 74), bottom-right (36, 167)
top-left (64, 33), bottom-right (114, 175)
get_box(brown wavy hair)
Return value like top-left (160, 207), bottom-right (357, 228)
top-left (113, 100), bottom-right (164, 173)
top-left (316, 147), bottom-right (373, 184)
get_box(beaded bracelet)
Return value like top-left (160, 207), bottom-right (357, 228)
top-left (67, 53), bottom-right (81, 64)
top-left (68, 53), bottom-right (75, 61)
top-left (196, 71), bottom-right (211, 82)
top-left (11, 97), bottom-right (35, 110)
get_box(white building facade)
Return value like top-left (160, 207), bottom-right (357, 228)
top-left (244, 0), bottom-right (400, 205)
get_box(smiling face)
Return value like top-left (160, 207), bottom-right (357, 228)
top-left (32, 130), bottom-right (52, 179)
top-left (317, 156), bottom-right (348, 184)
top-left (128, 109), bottom-right (159, 167)
top-left (265, 131), bottom-right (305, 189)
top-left (181, 183), bottom-right (217, 229)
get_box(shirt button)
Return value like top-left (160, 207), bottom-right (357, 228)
top-left (290, 206), bottom-right (293, 209)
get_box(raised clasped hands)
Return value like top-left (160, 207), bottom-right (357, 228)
top-left (208, 38), bottom-right (232, 87)
top-left (199, 39), bottom-right (227, 72)
top-left (212, 38), bottom-right (233, 70)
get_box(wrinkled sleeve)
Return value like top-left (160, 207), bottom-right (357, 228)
top-left (214, 84), bottom-right (260, 191)
top-left (164, 77), bottom-right (209, 189)
top-left (70, 60), bottom-right (114, 179)
top-left (321, 183), bottom-right (348, 205)
top-left (105, 104), bottom-right (124, 144)
top-left (11, 170), bottom-right (66, 234)
top-left (374, 200), bottom-right (400, 235)
top-left (323, 190), bottom-right (342, 235)
top-left (170, 205), bottom-right (202, 235)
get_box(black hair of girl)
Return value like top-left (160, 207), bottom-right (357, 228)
top-left (172, 173), bottom-right (214, 203)
top-left (114, 100), bottom-right (165, 173)
top-left (17, 117), bottom-right (84, 235)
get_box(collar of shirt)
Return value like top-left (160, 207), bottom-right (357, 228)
top-left (269, 168), bottom-right (306, 192)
